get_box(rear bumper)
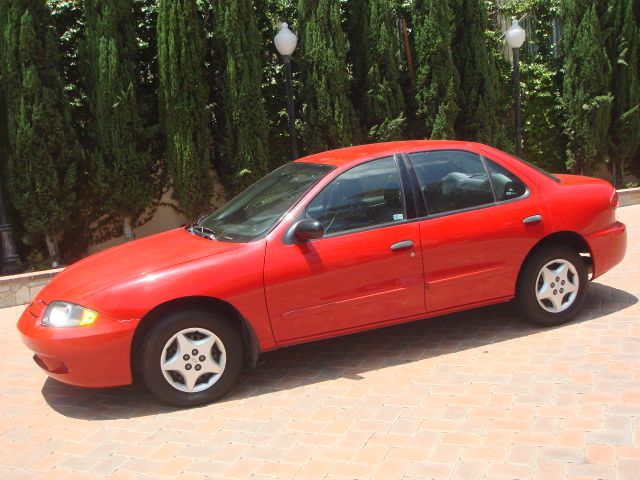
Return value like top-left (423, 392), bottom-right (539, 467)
top-left (17, 301), bottom-right (136, 388)
top-left (585, 221), bottom-right (627, 279)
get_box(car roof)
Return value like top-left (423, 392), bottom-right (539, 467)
top-left (295, 140), bottom-right (480, 168)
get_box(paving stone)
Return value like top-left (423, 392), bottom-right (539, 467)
top-left (1, 204), bottom-right (639, 479)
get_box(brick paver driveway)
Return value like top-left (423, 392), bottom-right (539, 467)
top-left (1, 205), bottom-right (638, 480)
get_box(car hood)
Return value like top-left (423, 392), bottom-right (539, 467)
top-left (37, 228), bottom-right (245, 303)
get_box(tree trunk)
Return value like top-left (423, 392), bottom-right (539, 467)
top-left (45, 235), bottom-right (60, 268)
top-left (616, 161), bottom-right (624, 188)
top-left (123, 217), bottom-right (134, 241)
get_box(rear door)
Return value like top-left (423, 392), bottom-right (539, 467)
top-left (264, 156), bottom-right (426, 342)
top-left (406, 149), bottom-right (550, 312)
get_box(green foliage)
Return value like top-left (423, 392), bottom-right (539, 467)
top-left (346, 0), bottom-right (367, 123)
top-left (498, 0), bottom-right (562, 62)
top-left (562, 2), bottom-right (613, 173)
top-left (413, 0), bottom-right (458, 139)
top-left (608, 0), bottom-right (640, 181)
top-left (519, 62), bottom-right (566, 171)
top-left (84, 0), bottom-right (152, 226)
top-left (297, 0), bottom-right (357, 153)
top-left (214, 0), bottom-right (270, 194)
top-left (251, 0), bottom-right (298, 169)
top-left (135, 0), bottom-right (160, 122)
top-left (1, 0), bottom-right (639, 264)
top-left (0, 1), bottom-right (79, 257)
top-left (361, 0), bottom-right (406, 141)
top-left (48, 1), bottom-right (86, 130)
top-left (450, 0), bottom-right (505, 145)
top-left (493, 0), bottom-right (567, 170)
top-left (157, 0), bottom-right (211, 216)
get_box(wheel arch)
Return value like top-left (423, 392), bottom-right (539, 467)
top-left (130, 296), bottom-right (260, 379)
top-left (517, 231), bottom-right (593, 289)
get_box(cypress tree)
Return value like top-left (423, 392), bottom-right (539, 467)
top-left (413, 0), bottom-right (458, 139)
top-left (562, 2), bottom-right (612, 173)
top-left (0, 1), bottom-right (11, 160)
top-left (157, 0), bottom-right (211, 215)
top-left (636, 0), bottom-right (640, 174)
top-left (346, 0), bottom-right (367, 123)
top-left (49, 0), bottom-right (86, 135)
top-left (609, 0), bottom-right (639, 185)
top-left (84, 0), bottom-right (151, 240)
top-left (214, 0), bottom-right (270, 194)
top-left (137, 0), bottom-right (159, 122)
top-left (298, 0), bottom-right (358, 153)
top-left (362, 0), bottom-right (406, 141)
top-left (450, 0), bottom-right (502, 144)
top-left (1, 1), bottom-right (79, 265)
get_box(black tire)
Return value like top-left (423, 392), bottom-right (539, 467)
top-left (516, 244), bottom-right (588, 326)
top-left (139, 308), bottom-right (243, 407)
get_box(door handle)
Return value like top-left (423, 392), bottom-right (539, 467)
top-left (390, 240), bottom-right (414, 251)
top-left (523, 214), bottom-right (543, 225)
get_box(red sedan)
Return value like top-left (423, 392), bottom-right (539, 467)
top-left (18, 141), bottom-right (626, 406)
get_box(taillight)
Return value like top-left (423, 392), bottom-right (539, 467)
top-left (610, 190), bottom-right (619, 208)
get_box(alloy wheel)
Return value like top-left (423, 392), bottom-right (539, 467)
top-left (535, 258), bottom-right (579, 314)
top-left (160, 327), bottom-right (227, 393)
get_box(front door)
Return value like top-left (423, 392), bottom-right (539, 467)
top-left (264, 156), bottom-right (426, 342)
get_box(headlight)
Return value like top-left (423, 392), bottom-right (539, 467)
top-left (42, 302), bottom-right (98, 328)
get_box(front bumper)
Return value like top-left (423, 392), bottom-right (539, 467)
top-left (17, 300), bottom-right (136, 388)
top-left (585, 221), bottom-right (627, 279)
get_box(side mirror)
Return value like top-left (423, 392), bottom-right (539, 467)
top-left (292, 219), bottom-right (324, 242)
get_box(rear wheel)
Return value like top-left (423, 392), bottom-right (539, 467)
top-left (516, 244), bottom-right (588, 326)
top-left (139, 309), bottom-right (243, 406)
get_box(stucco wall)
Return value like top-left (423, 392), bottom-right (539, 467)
top-left (87, 188), bottom-right (191, 254)
top-left (88, 172), bottom-right (227, 254)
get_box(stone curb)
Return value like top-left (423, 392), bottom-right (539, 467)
top-left (618, 187), bottom-right (640, 207)
top-left (0, 268), bottom-right (63, 309)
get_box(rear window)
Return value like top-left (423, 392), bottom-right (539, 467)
top-left (485, 158), bottom-right (528, 201)
top-left (509, 155), bottom-right (561, 183)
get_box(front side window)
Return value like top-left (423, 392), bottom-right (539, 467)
top-left (198, 162), bottom-right (333, 242)
top-left (409, 150), bottom-right (494, 215)
top-left (306, 156), bottom-right (405, 235)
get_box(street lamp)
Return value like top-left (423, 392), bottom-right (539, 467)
top-left (274, 22), bottom-right (299, 160)
top-left (506, 18), bottom-right (526, 158)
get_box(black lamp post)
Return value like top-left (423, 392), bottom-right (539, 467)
top-left (0, 170), bottom-right (22, 274)
top-left (506, 19), bottom-right (526, 158)
top-left (274, 22), bottom-right (299, 160)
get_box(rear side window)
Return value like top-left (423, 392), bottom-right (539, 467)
top-left (409, 150), bottom-right (494, 215)
top-left (485, 158), bottom-right (528, 201)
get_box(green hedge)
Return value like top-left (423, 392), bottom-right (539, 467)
top-left (0, 0), bottom-right (638, 266)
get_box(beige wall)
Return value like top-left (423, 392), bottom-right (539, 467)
top-left (88, 173), bottom-right (227, 254)
top-left (590, 163), bottom-right (639, 186)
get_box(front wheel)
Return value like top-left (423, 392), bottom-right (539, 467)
top-left (139, 309), bottom-right (243, 407)
top-left (516, 244), bottom-right (588, 326)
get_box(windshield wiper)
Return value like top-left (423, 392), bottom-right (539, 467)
top-left (186, 224), bottom-right (217, 240)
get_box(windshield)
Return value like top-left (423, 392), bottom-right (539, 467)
top-left (195, 162), bottom-right (333, 242)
